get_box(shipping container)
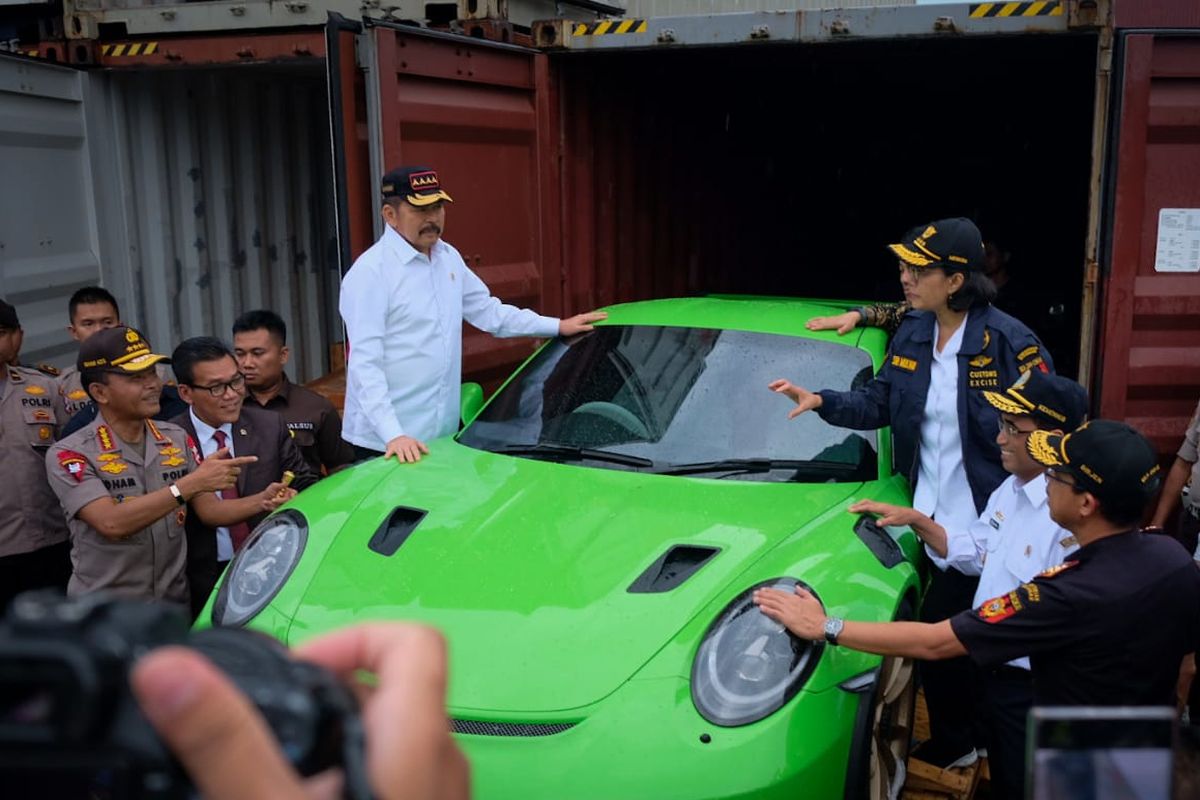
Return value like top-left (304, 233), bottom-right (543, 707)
top-left (2, 0), bottom-right (1199, 459)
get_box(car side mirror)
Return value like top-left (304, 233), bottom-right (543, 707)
top-left (460, 382), bottom-right (484, 426)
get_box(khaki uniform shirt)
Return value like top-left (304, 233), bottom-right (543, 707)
top-left (46, 417), bottom-right (197, 606)
top-left (0, 366), bottom-right (69, 557)
top-left (56, 366), bottom-right (93, 418)
top-left (1178, 398), bottom-right (1200, 515)
top-left (253, 378), bottom-right (355, 476)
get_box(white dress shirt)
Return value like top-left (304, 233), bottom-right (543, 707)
top-left (913, 314), bottom-right (978, 537)
top-left (340, 226), bottom-right (561, 450)
top-left (928, 472), bottom-right (1079, 669)
top-left (190, 410), bottom-right (235, 562)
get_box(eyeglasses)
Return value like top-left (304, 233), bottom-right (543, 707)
top-left (898, 261), bottom-right (935, 281)
top-left (190, 373), bottom-right (246, 397)
top-left (998, 418), bottom-right (1038, 438)
top-left (1044, 468), bottom-right (1085, 493)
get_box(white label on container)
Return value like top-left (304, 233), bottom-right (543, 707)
top-left (1154, 209), bottom-right (1200, 273)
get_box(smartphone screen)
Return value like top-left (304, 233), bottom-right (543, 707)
top-left (1028, 706), bottom-right (1176, 800)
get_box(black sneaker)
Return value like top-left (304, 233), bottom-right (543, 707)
top-left (910, 739), bottom-right (979, 770)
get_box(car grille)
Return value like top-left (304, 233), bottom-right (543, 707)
top-left (451, 719), bottom-right (577, 737)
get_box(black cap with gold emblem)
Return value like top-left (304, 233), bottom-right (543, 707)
top-left (78, 326), bottom-right (171, 374)
top-left (1026, 420), bottom-right (1162, 508)
top-left (983, 369), bottom-right (1088, 431)
top-left (380, 166), bottom-right (454, 207)
top-left (888, 218), bottom-right (985, 272)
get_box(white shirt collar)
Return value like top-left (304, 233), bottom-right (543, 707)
top-left (383, 224), bottom-right (445, 265)
top-left (190, 408), bottom-right (233, 447)
top-left (1013, 470), bottom-right (1049, 508)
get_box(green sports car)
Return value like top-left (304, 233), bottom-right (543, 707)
top-left (205, 297), bottom-right (923, 800)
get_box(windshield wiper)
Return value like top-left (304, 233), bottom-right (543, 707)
top-left (653, 459), bottom-right (859, 478)
top-left (493, 444), bottom-right (654, 468)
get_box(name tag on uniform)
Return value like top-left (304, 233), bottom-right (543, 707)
top-left (891, 355), bottom-right (918, 372)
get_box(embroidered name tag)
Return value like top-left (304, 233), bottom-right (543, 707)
top-left (891, 355), bottom-right (918, 372)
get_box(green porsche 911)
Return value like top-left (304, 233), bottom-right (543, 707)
top-left (204, 296), bottom-right (923, 800)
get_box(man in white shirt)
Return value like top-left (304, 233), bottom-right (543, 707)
top-left (849, 368), bottom-right (1088, 797)
top-left (340, 166), bottom-right (605, 464)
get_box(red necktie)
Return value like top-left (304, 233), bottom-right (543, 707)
top-left (212, 430), bottom-right (252, 553)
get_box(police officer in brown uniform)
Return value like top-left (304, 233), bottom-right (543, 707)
top-left (1150, 395), bottom-right (1200, 558)
top-left (232, 309), bottom-right (355, 476)
top-left (44, 327), bottom-right (280, 608)
top-left (57, 286), bottom-right (123, 418)
top-left (0, 299), bottom-right (72, 611)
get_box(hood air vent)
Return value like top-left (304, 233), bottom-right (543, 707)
top-left (368, 506), bottom-right (428, 556)
top-left (628, 545), bottom-right (720, 594)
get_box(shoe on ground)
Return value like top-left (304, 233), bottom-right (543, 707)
top-left (910, 739), bottom-right (979, 770)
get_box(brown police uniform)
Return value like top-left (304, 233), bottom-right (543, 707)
top-left (56, 366), bottom-right (93, 418)
top-left (45, 417), bottom-right (197, 607)
top-left (251, 377), bottom-right (355, 476)
top-left (0, 365), bottom-right (71, 609)
top-left (1176, 398), bottom-right (1200, 544)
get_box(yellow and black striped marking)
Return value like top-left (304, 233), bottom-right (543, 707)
top-left (572, 19), bottom-right (648, 36)
top-left (969, 1), bottom-right (1063, 17)
top-left (100, 42), bottom-right (160, 57)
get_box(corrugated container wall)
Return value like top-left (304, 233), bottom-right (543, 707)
top-left (0, 58), bottom-right (103, 367)
top-left (99, 66), bottom-right (340, 382)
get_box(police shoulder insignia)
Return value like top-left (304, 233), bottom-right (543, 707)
top-left (8, 369), bottom-right (23, 383)
top-left (978, 593), bottom-right (1019, 624)
top-left (146, 420), bottom-right (165, 442)
top-left (99, 461), bottom-right (129, 475)
top-left (161, 456), bottom-right (185, 468)
top-left (24, 385), bottom-right (46, 396)
top-left (159, 446), bottom-right (182, 456)
top-left (57, 450), bottom-right (88, 483)
top-left (97, 453), bottom-right (121, 463)
top-left (96, 425), bottom-right (117, 452)
top-left (67, 389), bottom-right (88, 401)
top-left (1037, 560), bottom-right (1079, 579)
top-left (35, 363), bottom-right (60, 377)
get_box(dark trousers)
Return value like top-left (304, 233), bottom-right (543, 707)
top-left (919, 565), bottom-right (982, 745)
top-left (350, 444), bottom-right (384, 463)
top-left (983, 665), bottom-right (1035, 800)
top-left (0, 541), bottom-right (71, 614)
top-left (187, 556), bottom-right (230, 622)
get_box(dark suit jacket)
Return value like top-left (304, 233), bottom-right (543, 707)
top-left (171, 404), bottom-right (317, 569)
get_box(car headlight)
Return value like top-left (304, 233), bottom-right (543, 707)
top-left (212, 510), bottom-right (308, 627)
top-left (691, 578), bottom-right (824, 727)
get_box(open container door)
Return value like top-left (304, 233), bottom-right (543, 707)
top-left (1097, 25), bottom-right (1200, 456)
top-left (343, 20), bottom-right (563, 390)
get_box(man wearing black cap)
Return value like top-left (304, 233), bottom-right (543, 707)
top-left (339, 166), bottom-right (606, 464)
top-left (44, 327), bottom-right (278, 608)
top-left (754, 420), bottom-right (1199, 735)
top-left (845, 369), bottom-right (1089, 796)
top-left (0, 298), bottom-right (72, 612)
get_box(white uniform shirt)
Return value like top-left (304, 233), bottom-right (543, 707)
top-left (340, 226), bottom-right (560, 449)
top-left (189, 410), bottom-right (235, 562)
top-left (928, 472), bottom-right (1079, 670)
top-left (913, 314), bottom-right (978, 536)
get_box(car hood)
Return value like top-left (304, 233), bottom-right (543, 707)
top-left (288, 441), bottom-right (861, 712)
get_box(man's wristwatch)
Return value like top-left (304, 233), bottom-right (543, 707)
top-left (169, 483), bottom-right (186, 506)
top-left (823, 617), bottom-right (844, 646)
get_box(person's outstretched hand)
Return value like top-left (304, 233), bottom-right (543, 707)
top-left (805, 311), bottom-right (861, 335)
top-left (767, 379), bottom-right (823, 419)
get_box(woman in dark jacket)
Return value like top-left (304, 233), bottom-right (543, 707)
top-left (769, 217), bottom-right (1053, 770)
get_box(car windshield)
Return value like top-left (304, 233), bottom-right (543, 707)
top-left (458, 325), bottom-right (878, 483)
